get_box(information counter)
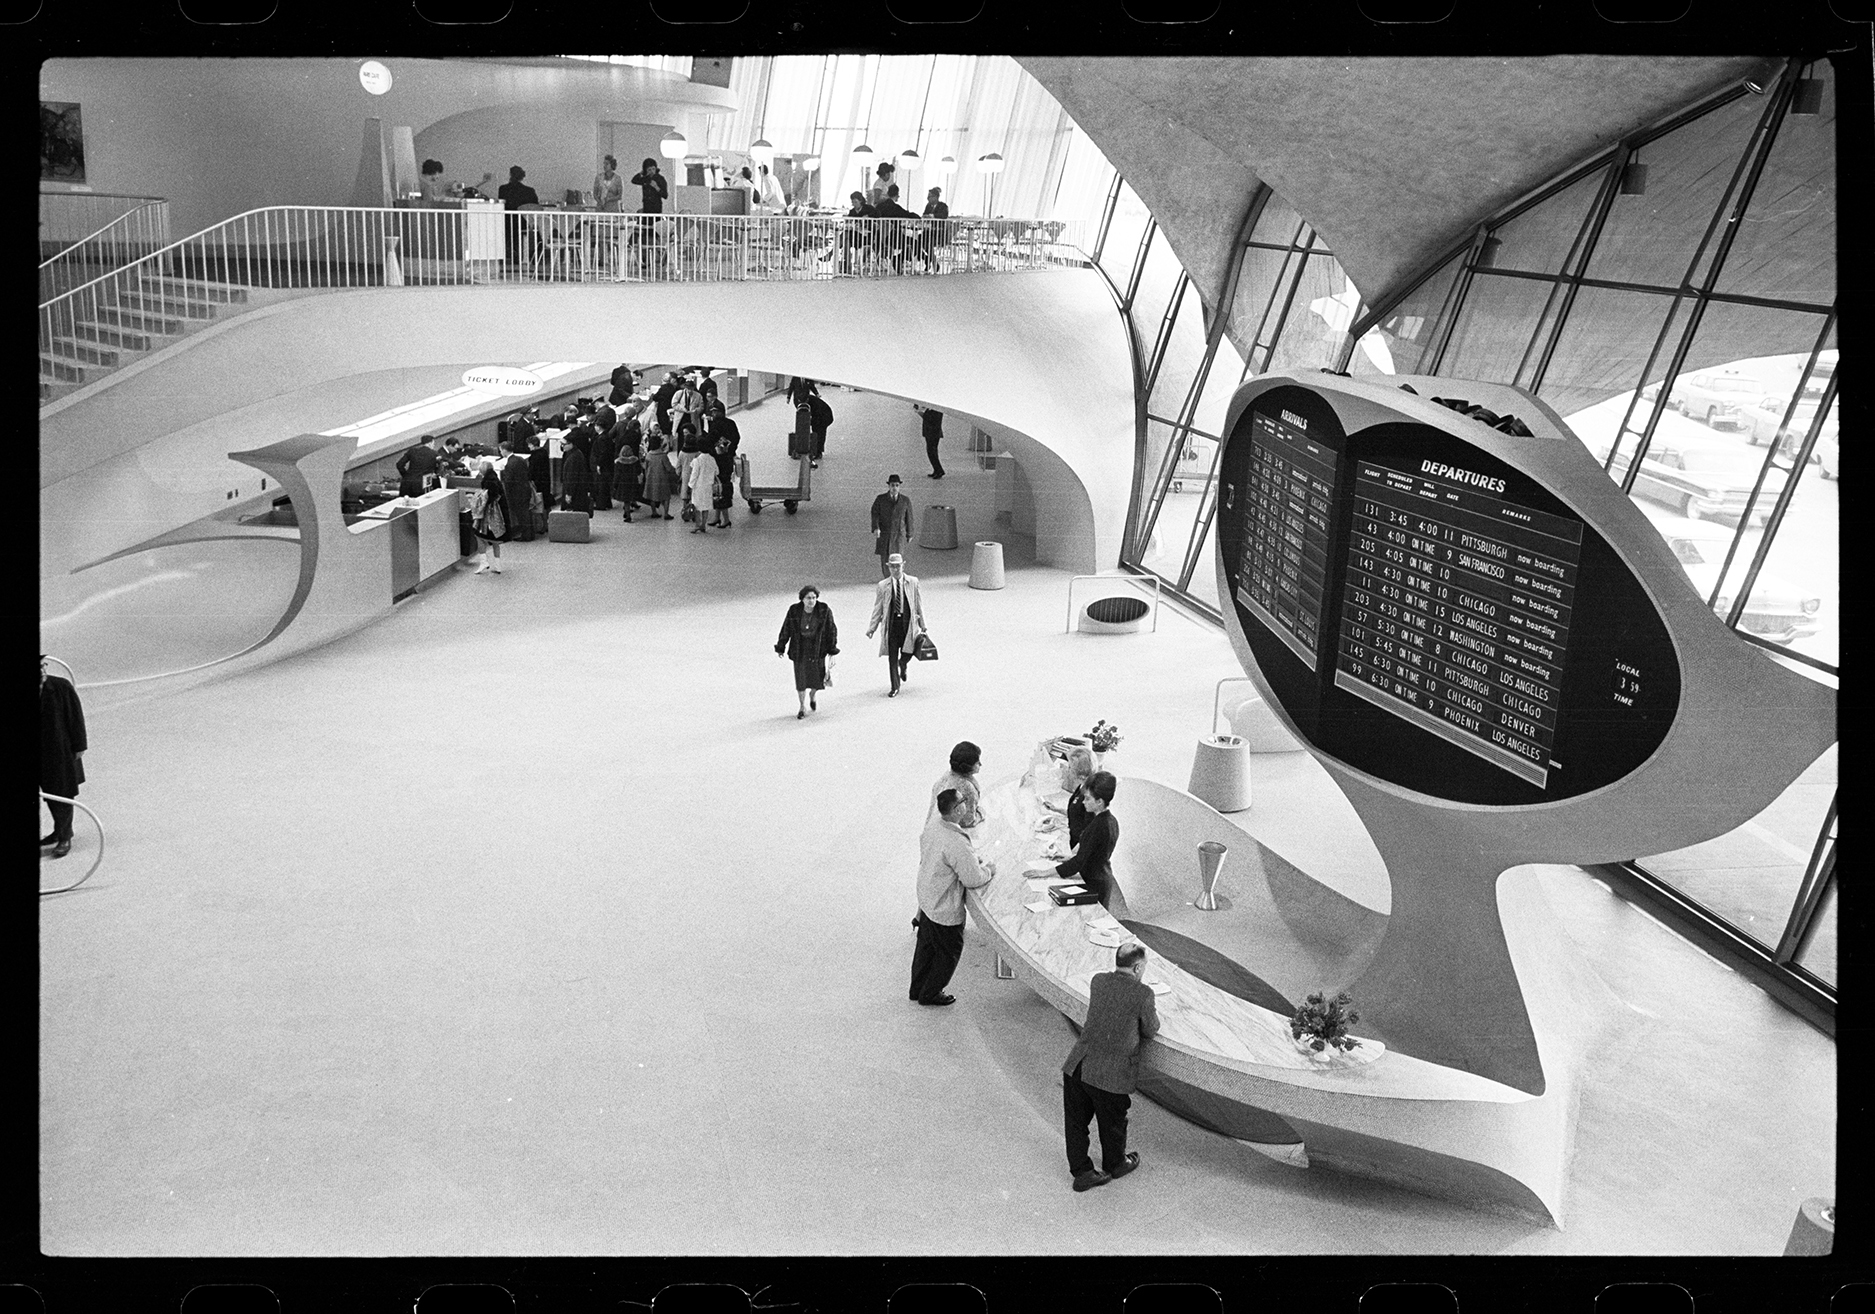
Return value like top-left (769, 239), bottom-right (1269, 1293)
top-left (964, 764), bottom-right (1579, 1224)
top-left (349, 486), bottom-right (462, 599)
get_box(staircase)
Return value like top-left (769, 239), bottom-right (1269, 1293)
top-left (40, 273), bottom-right (251, 403)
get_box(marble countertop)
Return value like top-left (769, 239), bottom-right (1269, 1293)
top-left (966, 775), bottom-right (1527, 1104)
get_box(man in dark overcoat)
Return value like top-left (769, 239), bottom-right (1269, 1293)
top-left (1060, 940), bottom-right (1161, 1192)
top-left (869, 474), bottom-right (915, 577)
top-left (41, 656), bottom-right (87, 859)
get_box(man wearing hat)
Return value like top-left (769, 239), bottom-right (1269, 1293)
top-left (869, 473), bottom-right (915, 578)
top-left (866, 553), bottom-right (928, 697)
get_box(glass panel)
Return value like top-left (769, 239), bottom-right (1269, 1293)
top-left (1137, 424), bottom-right (1210, 585)
top-left (1051, 125), bottom-right (1116, 224)
top-left (1740, 387), bottom-right (1837, 666)
top-left (1265, 253), bottom-right (1360, 376)
top-left (1487, 165), bottom-right (1609, 276)
top-left (1539, 285), bottom-right (1682, 423)
top-left (1131, 415), bottom-right (1180, 550)
top-left (1193, 334), bottom-right (1248, 435)
top-left (1185, 513), bottom-right (1222, 610)
top-left (1133, 226), bottom-right (1184, 342)
top-left (1635, 745), bottom-right (1836, 953)
top-left (1365, 247), bottom-right (1465, 377)
top-left (1713, 63), bottom-right (1835, 306)
top-left (1099, 178), bottom-right (1150, 294)
top-left (1227, 242), bottom-right (1306, 373)
top-left (1249, 190), bottom-right (1306, 246)
top-left (1794, 864), bottom-right (1837, 987)
top-left (1437, 273), bottom-right (1556, 386)
top-left (1582, 90), bottom-right (1762, 288)
top-left (1148, 276), bottom-right (1211, 419)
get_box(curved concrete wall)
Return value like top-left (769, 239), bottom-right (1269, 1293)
top-left (41, 271), bottom-right (1131, 597)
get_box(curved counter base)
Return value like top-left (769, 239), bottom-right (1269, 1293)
top-left (968, 775), bottom-right (1605, 1227)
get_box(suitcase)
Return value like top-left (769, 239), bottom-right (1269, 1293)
top-left (547, 509), bottom-right (591, 543)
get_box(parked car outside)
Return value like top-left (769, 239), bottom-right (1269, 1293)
top-left (1640, 369), bottom-right (1763, 430)
top-left (1637, 502), bottom-right (1822, 644)
top-left (1588, 432), bottom-right (1790, 526)
top-left (1741, 392), bottom-right (1837, 466)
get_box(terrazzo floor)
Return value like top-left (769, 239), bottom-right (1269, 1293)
top-left (39, 387), bottom-right (1832, 1256)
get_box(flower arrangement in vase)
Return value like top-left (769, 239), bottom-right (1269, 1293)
top-left (1289, 991), bottom-right (1360, 1060)
top-left (1086, 720), bottom-right (1122, 768)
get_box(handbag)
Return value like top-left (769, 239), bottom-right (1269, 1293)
top-left (823, 655), bottom-right (836, 688)
top-left (912, 633), bottom-right (938, 662)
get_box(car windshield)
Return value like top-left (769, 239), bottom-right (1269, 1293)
top-left (1709, 377), bottom-right (1757, 393)
top-left (1680, 449), bottom-right (1780, 477)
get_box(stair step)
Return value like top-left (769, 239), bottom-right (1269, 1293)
top-left (47, 337), bottom-right (121, 366)
top-left (40, 356), bottom-right (89, 384)
top-left (138, 276), bottom-right (250, 304)
top-left (69, 320), bottom-right (158, 350)
top-left (88, 305), bottom-right (188, 334)
top-left (104, 290), bottom-right (220, 318)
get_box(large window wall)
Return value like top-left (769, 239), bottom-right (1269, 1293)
top-left (1111, 57), bottom-right (1838, 1018)
top-left (701, 56), bottom-right (1098, 219)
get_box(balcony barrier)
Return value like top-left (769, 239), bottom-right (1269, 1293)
top-left (39, 205), bottom-right (1091, 378)
top-left (39, 194), bottom-right (171, 302)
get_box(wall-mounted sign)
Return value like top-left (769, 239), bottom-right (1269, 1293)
top-left (358, 61), bottom-right (393, 96)
top-left (461, 366), bottom-right (544, 396)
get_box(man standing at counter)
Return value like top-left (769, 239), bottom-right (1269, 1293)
top-left (1061, 941), bottom-right (1159, 1192)
top-left (395, 433), bottom-right (444, 498)
top-left (910, 789), bottom-right (992, 1007)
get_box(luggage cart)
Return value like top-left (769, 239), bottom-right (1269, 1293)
top-left (738, 451), bottom-right (813, 514)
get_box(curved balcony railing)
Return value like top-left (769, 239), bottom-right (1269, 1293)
top-left (39, 792), bottom-right (105, 896)
top-left (39, 205), bottom-right (1091, 389)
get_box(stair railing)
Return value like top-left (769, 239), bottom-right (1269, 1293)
top-left (39, 199), bottom-right (172, 304)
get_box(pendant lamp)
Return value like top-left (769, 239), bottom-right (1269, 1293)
top-left (659, 130), bottom-right (688, 161)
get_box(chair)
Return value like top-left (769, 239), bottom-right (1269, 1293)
top-left (538, 213), bottom-right (585, 282)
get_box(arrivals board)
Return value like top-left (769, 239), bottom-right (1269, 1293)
top-left (1232, 407), bottom-right (1340, 669)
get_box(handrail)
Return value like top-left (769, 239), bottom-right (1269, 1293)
top-left (1065, 572), bottom-right (1162, 634)
top-left (42, 654), bottom-right (76, 685)
top-left (1212, 676), bottom-right (1259, 736)
top-left (39, 792), bottom-right (105, 896)
top-left (39, 202), bottom-right (171, 270)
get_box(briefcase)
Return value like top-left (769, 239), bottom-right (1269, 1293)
top-left (912, 634), bottom-right (938, 661)
top-left (1048, 883), bottom-right (1099, 907)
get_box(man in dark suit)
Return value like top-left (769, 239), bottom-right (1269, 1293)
top-left (869, 474), bottom-right (914, 577)
top-left (1061, 940), bottom-right (1160, 1192)
top-left (394, 433), bottom-right (443, 498)
top-left (525, 438), bottom-right (552, 532)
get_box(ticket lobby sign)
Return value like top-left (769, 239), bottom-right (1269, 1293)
top-left (462, 365), bottom-right (544, 396)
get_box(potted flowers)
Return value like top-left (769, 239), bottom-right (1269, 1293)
top-left (1086, 720), bottom-right (1122, 770)
top-left (1290, 991), bottom-right (1361, 1062)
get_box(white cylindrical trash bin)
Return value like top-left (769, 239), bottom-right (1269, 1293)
top-left (1188, 734), bottom-right (1253, 813)
top-left (969, 540), bottom-right (1006, 590)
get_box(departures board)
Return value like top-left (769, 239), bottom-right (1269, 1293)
top-left (1219, 384), bottom-right (1680, 807)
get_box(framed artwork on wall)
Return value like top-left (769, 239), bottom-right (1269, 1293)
top-left (41, 101), bottom-right (85, 183)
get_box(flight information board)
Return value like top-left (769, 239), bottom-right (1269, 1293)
top-left (1332, 458), bottom-right (1583, 787)
top-left (1231, 407), bottom-right (1341, 669)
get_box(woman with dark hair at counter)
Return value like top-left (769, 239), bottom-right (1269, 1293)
top-left (1053, 771), bottom-right (1121, 911)
top-left (470, 458), bottom-right (511, 575)
top-left (775, 584), bottom-right (839, 719)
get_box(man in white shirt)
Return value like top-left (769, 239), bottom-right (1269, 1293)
top-left (911, 789), bottom-right (993, 1006)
